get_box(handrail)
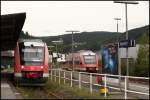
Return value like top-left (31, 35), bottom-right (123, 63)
top-left (50, 69), bottom-right (149, 99)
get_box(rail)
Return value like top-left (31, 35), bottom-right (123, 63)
top-left (42, 88), bottom-right (63, 99)
top-left (50, 69), bottom-right (149, 99)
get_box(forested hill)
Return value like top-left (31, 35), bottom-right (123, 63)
top-left (19, 25), bottom-right (149, 52)
top-left (120, 25), bottom-right (149, 41)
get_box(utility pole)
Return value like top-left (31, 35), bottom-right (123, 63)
top-left (66, 30), bottom-right (80, 71)
top-left (114, 17), bottom-right (121, 91)
top-left (114, 1), bottom-right (139, 90)
top-left (52, 39), bottom-right (63, 67)
top-left (47, 46), bottom-right (55, 69)
top-left (114, 18), bottom-right (121, 42)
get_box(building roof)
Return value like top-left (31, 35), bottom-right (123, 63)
top-left (1, 12), bottom-right (26, 51)
top-left (1, 50), bottom-right (14, 57)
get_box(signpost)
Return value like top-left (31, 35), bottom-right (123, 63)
top-left (119, 39), bottom-right (136, 48)
top-left (114, 1), bottom-right (138, 93)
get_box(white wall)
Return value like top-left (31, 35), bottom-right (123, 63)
top-left (57, 54), bottom-right (66, 62)
top-left (1, 50), bottom-right (14, 57)
top-left (119, 44), bottom-right (140, 59)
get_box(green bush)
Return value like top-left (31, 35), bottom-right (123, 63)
top-left (134, 33), bottom-right (149, 77)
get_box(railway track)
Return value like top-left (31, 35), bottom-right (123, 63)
top-left (16, 83), bottom-right (64, 99)
top-left (1, 71), bottom-right (63, 99)
top-left (41, 87), bottom-right (63, 99)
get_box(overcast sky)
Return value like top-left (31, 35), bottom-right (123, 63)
top-left (1, 1), bottom-right (149, 37)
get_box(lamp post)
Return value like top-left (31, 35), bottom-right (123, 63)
top-left (114, 17), bottom-right (121, 90)
top-left (114, 1), bottom-right (139, 90)
top-left (66, 30), bottom-right (80, 71)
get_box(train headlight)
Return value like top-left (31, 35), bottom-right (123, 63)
top-left (21, 66), bottom-right (24, 69)
top-left (40, 66), bottom-right (43, 69)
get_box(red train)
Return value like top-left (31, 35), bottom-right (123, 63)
top-left (61, 50), bottom-right (99, 72)
top-left (14, 39), bottom-right (50, 86)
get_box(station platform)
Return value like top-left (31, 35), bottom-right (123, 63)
top-left (1, 81), bottom-right (16, 99)
top-left (1, 80), bottom-right (23, 99)
top-left (1, 72), bottom-right (22, 99)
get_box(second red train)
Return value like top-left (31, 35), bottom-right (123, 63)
top-left (61, 50), bottom-right (99, 72)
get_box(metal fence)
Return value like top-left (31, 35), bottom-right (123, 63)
top-left (50, 69), bottom-right (149, 99)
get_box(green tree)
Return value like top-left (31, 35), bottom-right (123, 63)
top-left (134, 33), bottom-right (149, 77)
top-left (25, 31), bottom-right (29, 36)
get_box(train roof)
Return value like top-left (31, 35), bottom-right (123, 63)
top-left (77, 50), bottom-right (94, 53)
top-left (1, 12), bottom-right (26, 51)
top-left (18, 39), bottom-right (45, 47)
top-left (18, 39), bottom-right (43, 43)
top-left (1, 50), bottom-right (14, 57)
top-left (71, 50), bottom-right (96, 55)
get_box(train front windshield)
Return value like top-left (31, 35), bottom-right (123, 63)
top-left (20, 47), bottom-right (44, 66)
top-left (84, 55), bottom-right (96, 64)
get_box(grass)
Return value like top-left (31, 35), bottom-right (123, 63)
top-left (15, 76), bottom-right (111, 99)
top-left (16, 84), bottom-right (58, 99)
top-left (46, 76), bottom-right (110, 99)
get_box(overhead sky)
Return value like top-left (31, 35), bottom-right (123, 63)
top-left (1, 1), bottom-right (149, 37)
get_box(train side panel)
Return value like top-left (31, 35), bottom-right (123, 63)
top-left (43, 44), bottom-right (49, 75)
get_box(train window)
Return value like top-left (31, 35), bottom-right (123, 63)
top-left (20, 47), bottom-right (44, 66)
top-left (84, 55), bottom-right (96, 64)
top-left (74, 61), bottom-right (80, 64)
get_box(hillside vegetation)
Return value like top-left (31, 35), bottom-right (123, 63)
top-left (19, 25), bottom-right (149, 53)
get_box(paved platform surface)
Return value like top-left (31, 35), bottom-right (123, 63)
top-left (1, 82), bottom-right (16, 99)
top-left (1, 79), bottom-right (22, 99)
